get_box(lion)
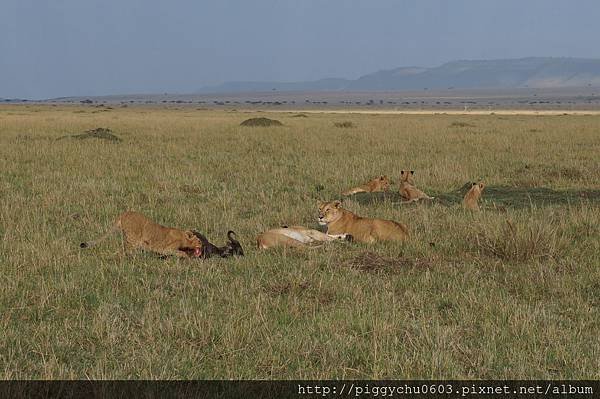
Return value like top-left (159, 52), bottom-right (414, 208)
top-left (80, 211), bottom-right (203, 258)
top-left (257, 225), bottom-right (351, 249)
top-left (342, 175), bottom-right (390, 196)
top-left (318, 200), bottom-right (409, 243)
top-left (463, 182), bottom-right (485, 210)
top-left (399, 170), bottom-right (434, 203)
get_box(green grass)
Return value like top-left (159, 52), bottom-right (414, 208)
top-left (0, 105), bottom-right (599, 379)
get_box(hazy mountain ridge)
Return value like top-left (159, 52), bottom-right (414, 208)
top-left (198, 57), bottom-right (600, 93)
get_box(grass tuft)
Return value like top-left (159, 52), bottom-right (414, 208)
top-left (475, 219), bottom-right (569, 262)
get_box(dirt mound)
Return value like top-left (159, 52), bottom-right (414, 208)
top-left (291, 113), bottom-right (308, 118)
top-left (59, 127), bottom-right (122, 142)
top-left (240, 117), bottom-right (283, 127)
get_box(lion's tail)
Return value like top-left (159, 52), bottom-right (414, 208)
top-left (80, 220), bottom-right (121, 249)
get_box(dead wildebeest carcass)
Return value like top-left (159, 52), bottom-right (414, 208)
top-left (192, 231), bottom-right (244, 258)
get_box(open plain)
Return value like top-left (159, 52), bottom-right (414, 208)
top-left (0, 104), bottom-right (599, 378)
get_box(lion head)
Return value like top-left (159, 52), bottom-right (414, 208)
top-left (182, 231), bottom-right (203, 257)
top-left (399, 170), bottom-right (415, 185)
top-left (469, 181), bottom-right (485, 193)
top-left (318, 200), bottom-right (343, 225)
top-left (372, 175), bottom-right (391, 191)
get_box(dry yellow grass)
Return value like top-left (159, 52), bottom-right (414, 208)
top-left (270, 109), bottom-right (600, 115)
top-left (0, 104), bottom-right (599, 379)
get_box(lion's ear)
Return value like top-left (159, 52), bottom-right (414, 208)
top-left (479, 182), bottom-right (485, 189)
top-left (333, 200), bottom-right (342, 208)
top-left (400, 170), bottom-right (405, 175)
top-left (410, 170), bottom-right (415, 175)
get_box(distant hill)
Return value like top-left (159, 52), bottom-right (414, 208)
top-left (198, 57), bottom-right (600, 93)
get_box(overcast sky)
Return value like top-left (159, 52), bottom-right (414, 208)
top-left (2, 0), bottom-right (599, 99)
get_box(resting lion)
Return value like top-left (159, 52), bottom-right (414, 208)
top-left (463, 182), bottom-right (485, 210)
top-left (342, 175), bottom-right (390, 196)
top-left (318, 200), bottom-right (409, 243)
top-left (399, 170), bottom-right (434, 203)
top-left (257, 225), bottom-right (350, 249)
top-left (80, 211), bottom-right (203, 258)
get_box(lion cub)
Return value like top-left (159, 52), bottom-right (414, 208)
top-left (463, 182), bottom-right (485, 210)
top-left (342, 175), bottom-right (390, 196)
top-left (80, 211), bottom-right (203, 258)
top-left (399, 170), bottom-right (434, 202)
top-left (318, 200), bottom-right (409, 243)
top-left (257, 225), bottom-right (350, 249)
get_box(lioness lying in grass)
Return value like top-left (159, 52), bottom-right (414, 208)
top-left (318, 200), bottom-right (409, 243)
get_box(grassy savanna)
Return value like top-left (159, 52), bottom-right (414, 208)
top-left (0, 105), bottom-right (599, 379)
